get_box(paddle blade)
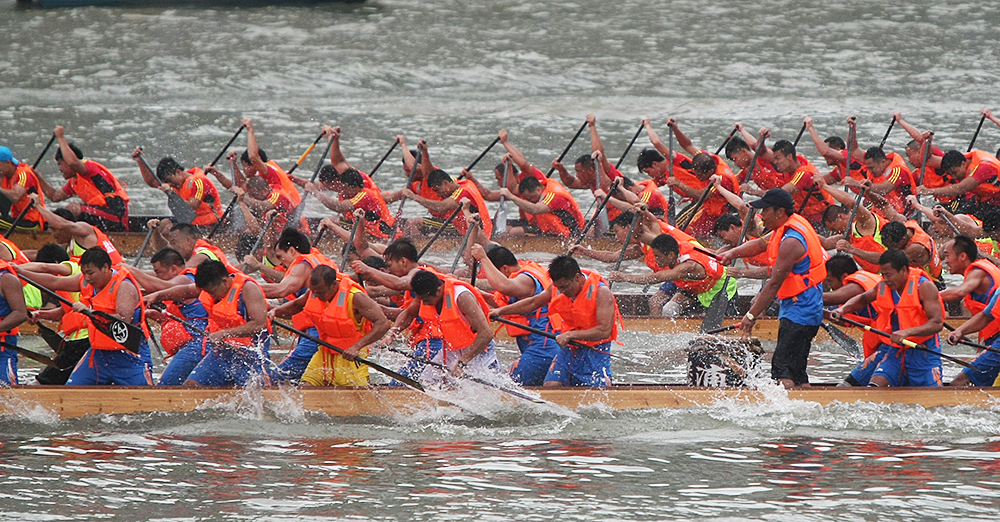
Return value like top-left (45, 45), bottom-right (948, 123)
top-left (2, 343), bottom-right (57, 368)
top-left (356, 355), bottom-right (425, 392)
top-left (822, 323), bottom-right (862, 360)
top-left (91, 311), bottom-right (143, 354)
top-left (493, 202), bottom-right (508, 239)
top-left (699, 277), bottom-right (730, 333)
top-left (166, 192), bottom-right (198, 225)
top-left (595, 207), bottom-right (609, 237)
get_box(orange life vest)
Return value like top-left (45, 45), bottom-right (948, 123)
top-left (841, 270), bottom-right (881, 358)
top-left (79, 267), bottom-right (145, 351)
top-left (160, 267), bottom-right (204, 356)
top-left (850, 213), bottom-right (886, 274)
top-left (265, 160), bottom-right (302, 206)
top-left (963, 150), bottom-right (1000, 202)
top-left (198, 272), bottom-right (269, 347)
top-left (524, 178), bottom-right (584, 238)
top-left (904, 220), bottom-right (942, 280)
top-left (0, 237), bottom-right (28, 265)
top-left (454, 179), bottom-right (493, 239)
top-left (348, 187), bottom-right (395, 239)
top-left (673, 247), bottom-right (725, 295)
top-left (785, 158), bottom-right (834, 219)
top-left (69, 160), bottom-right (130, 207)
top-left (2, 163), bottom-right (45, 227)
top-left (766, 214), bottom-right (828, 300)
top-left (0, 261), bottom-right (20, 343)
top-left (873, 267), bottom-right (942, 348)
top-left (869, 152), bottom-right (914, 214)
top-left (963, 259), bottom-right (1000, 343)
top-left (548, 269), bottom-right (622, 347)
top-left (178, 168), bottom-right (222, 226)
top-left (492, 260), bottom-right (561, 337)
top-left (413, 276), bottom-right (492, 356)
top-left (301, 275), bottom-right (370, 353)
top-left (68, 225), bottom-right (124, 266)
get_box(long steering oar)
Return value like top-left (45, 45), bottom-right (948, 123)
top-left (820, 323), bottom-right (862, 359)
top-left (416, 205), bottom-right (463, 260)
top-left (285, 131), bottom-right (324, 176)
top-left (368, 138), bottom-right (399, 177)
top-left (572, 178), bottom-right (622, 244)
top-left (878, 115), bottom-right (896, 150)
top-left (240, 212), bottom-right (279, 272)
top-left (968, 113), bottom-right (987, 152)
top-left (4, 200), bottom-right (35, 238)
top-left (272, 320), bottom-right (424, 391)
top-left (17, 273), bottom-right (142, 354)
top-left (386, 155), bottom-right (423, 240)
top-left (385, 345), bottom-right (547, 404)
top-left (837, 317), bottom-right (981, 371)
top-left (491, 315), bottom-right (647, 366)
top-left (287, 137), bottom-right (335, 225)
top-left (136, 151), bottom-right (198, 225)
top-left (608, 210), bottom-right (641, 291)
top-left (492, 159), bottom-right (511, 238)
top-left (0, 341), bottom-right (58, 368)
top-left (700, 208), bottom-right (756, 332)
top-left (546, 121), bottom-right (588, 178)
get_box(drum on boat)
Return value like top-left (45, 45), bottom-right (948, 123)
top-left (686, 336), bottom-right (764, 387)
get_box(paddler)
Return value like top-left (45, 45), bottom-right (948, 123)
top-left (401, 168), bottom-right (492, 239)
top-left (915, 147), bottom-right (1000, 218)
top-left (552, 114), bottom-right (621, 195)
top-left (813, 178), bottom-right (886, 273)
top-left (239, 118), bottom-right (302, 207)
top-left (25, 244), bottom-right (88, 385)
top-left (831, 249), bottom-right (944, 387)
top-left (944, 285), bottom-right (1000, 387)
top-left (307, 169), bottom-right (397, 240)
top-left (491, 255), bottom-right (621, 387)
top-left (0, 145), bottom-right (46, 232)
top-left (499, 173), bottom-right (585, 238)
top-left (463, 130), bottom-right (547, 202)
top-left (30, 194), bottom-right (124, 265)
top-left (42, 126), bottom-right (130, 232)
top-left (939, 235), bottom-right (1000, 345)
top-left (132, 151), bottom-right (222, 228)
top-left (822, 255), bottom-right (881, 368)
top-left (18, 247), bottom-right (152, 385)
top-left (719, 188), bottom-right (828, 388)
top-left (269, 265), bottom-right (390, 387)
top-left (470, 244), bottom-right (560, 386)
top-left (0, 255), bottom-right (28, 385)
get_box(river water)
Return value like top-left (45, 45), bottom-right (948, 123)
top-left (3, 0), bottom-right (1000, 520)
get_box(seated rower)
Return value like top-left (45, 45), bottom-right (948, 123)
top-left (945, 285), bottom-right (1000, 387)
top-left (492, 255), bottom-right (621, 387)
top-left (551, 114), bottom-right (622, 194)
top-left (879, 219), bottom-right (943, 284)
top-left (802, 117), bottom-right (868, 185)
top-left (816, 178), bottom-right (886, 273)
top-left (401, 168), bottom-right (492, 238)
top-left (239, 118), bottom-right (301, 207)
top-left (637, 117), bottom-right (695, 187)
top-left (129, 248), bottom-right (210, 386)
top-left (43, 126), bottom-right (130, 232)
top-left (0, 145), bottom-right (46, 232)
top-left (470, 244), bottom-right (560, 386)
top-left (28, 244), bottom-right (89, 385)
top-left (307, 169), bottom-right (397, 240)
top-left (308, 125), bottom-right (380, 189)
top-left (21, 248), bottom-right (152, 385)
top-left (713, 213), bottom-right (769, 280)
top-left (915, 147), bottom-right (1000, 217)
top-left (832, 249), bottom-right (944, 387)
top-left (463, 130), bottom-right (546, 203)
top-left (499, 176), bottom-right (584, 238)
top-left (269, 265), bottom-right (390, 387)
top-left (939, 235), bottom-right (1000, 346)
top-left (0, 256), bottom-right (28, 385)
top-left (158, 222), bottom-right (236, 271)
top-left (822, 255), bottom-right (880, 363)
top-left (389, 269), bottom-right (499, 384)
top-left (235, 177), bottom-right (296, 236)
top-left (31, 194), bottom-right (123, 265)
top-left (132, 151), bottom-right (222, 229)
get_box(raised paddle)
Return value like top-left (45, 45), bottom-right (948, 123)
top-left (367, 138), bottom-right (399, 177)
top-left (701, 207), bottom-right (756, 333)
top-left (17, 273), bottom-right (142, 354)
top-left (340, 217), bottom-right (363, 270)
top-left (593, 157), bottom-right (610, 238)
top-left (241, 212), bottom-right (279, 272)
top-left (616, 122), bottom-right (645, 170)
top-left (916, 132), bottom-right (934, 187)
top-left (676, 184), bottom-right (714, 231)
top-left (666, 122), bottom-right (677, 225)
top-left (573, 178), bottom-right (622, 245)
top-left (878, 115), bottom-right (896, 150)
top-left (840, 186), bottom-right (866, 242)
top-left (450, 217), bottom-right (479, 273)
top-left (715, 126), bottom-right (739, 156)
top-left (821, 323), bottom-right (862, 359)
top-left (465, 136), bottom-right (501, 173)
top-left (942, 323), bottom-right (1000, 355)
top-left (31, 134), bottom-right (57, 171)
top-left (491, 315), bottom-right (647, 366)
top-left (792, 122), bottom-right (807, 148)
top-left (837, 316), bottom-right (981, 371)
top-left (285, 131), bottom-right (325, 175)
top-left (0, 341), bottom-right (58, 368)
top-left (208, 124), bottom-right (247, 168)
top-left (135, 151), bottom-right (198, 225)
top-left (3, 200), bottom-right (35, 238)
top-left (287, 137), bottom-right (335, 225)
top-left (416, 205), bottom-right (463, 260)
top-left (937, 210), bottom-right (962, 236)
top-left (546, 121), bottom-right (588, 178)
top-left (492, 158), bottom-right (511, 238)
top-left (272, 319), bottom-right (425, 391)
top-left (608, 210), bottom-right (641, 291)
top-left (386, 151), bottom-right (424, 240)
top-left (131, 226), bottom-right (156, 267)
top-left (968, 113), bottom-right (987, 152)
top-left (736, 130), bottom-right (768, 185)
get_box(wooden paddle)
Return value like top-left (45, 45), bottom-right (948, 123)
top-left (715, 126), bottom-right (738, 156)
top-left (573, 178), bottom-right (621, 245)
top-left (465, 136), bottom-right (501, 173)
top-left (18, 273), bottom-right (143, 354)
top-left (700, 208), bottom-right (755, 333)
top-left (287, 137), bottom-right (335, 225)
top-left (272, 319), bottom-right (425, 391)
top-left (666, 123), bottom-right (677, 225)
top-left (942, 322), bottom-right (1000, 355)
top-left (386, 152), bottom-right (424, 240)
top-left (916, 132), bottom-right (934, 187)
top-left (878, 115), bottom-right (896, 150)
top-left (208, 124), bottom-right (247, 167)
top-left (820, 323), bottom-right (862, 359)
top-left (937, 210), bottom-right (961, 236)
top-left (135, 151), bottom-right (198, 225)
top-left (450, 217), bottom-right (479, 273)
top-left (545, 121), bottom-right (588, 178)
top-left (240, 212), bottom-right (279, 272)
top-left (968, 114), bottom-right (987, 152)
top-left (676, 184), bottom-right (714, 231)
top-left (608, 210), bottom-right (641, 291)
top-left (792, 122), bottom-right (807, 148)
top-left (704, 324), bottom-right (739, 335)
top-left (285, 131), bottom-right (324, 175)
top-left (340, 217), bottom-right (363, 270)
top-left (616, 122), bottom-right (645, 170)
top-left (204, 125), bottom-right (250, 239)
top-left (131, 226), bottom-right (156, 267)
top-left (840, 186), bottom-right (866, 242)
top-left (837, 316), bottom-right (981, 371)
top-left (367, 138), bottom-right (398, 177)
top-left (736, 130), bottom-right (767, 185)
top-left (0, 341), bottom-right (57, 368)
top-left (492, 158), bottom-right (511, 238)
top-left (31, 134), bottom-right (56, 171)
top-left (3, 200), bottom-right (35, 238)
top-left (491, 315), bottom-right (646, 366)
top-left (416, 205), bottom-right (463, 260)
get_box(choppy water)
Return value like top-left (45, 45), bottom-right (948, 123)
top-left (3, 0), bottom-right (1000, 520)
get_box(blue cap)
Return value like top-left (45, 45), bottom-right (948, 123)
top-left (0, 147), bottom-right (18, 165)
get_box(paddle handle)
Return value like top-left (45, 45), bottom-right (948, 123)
top-left (916, 132), bottom-right (934, 187)
top-left (968, 114), bottom-right (986, 152)
top-left (878, 115), bottom-right (896, 150)
top-left (207, 196), bottom-right (237, 239)
top-left (841, 187), bottom-right (865, 242)
top-left (368, 139), bottom-right (398, 177)
top-left (839, 316), bottom-right (978, 370)
top-left (450, 218), bottom-right (478, 273)
top-left (417, 205), bottom-right (463, 260)
top-left (4, 200), bottom-right (35, 238)
top-left (715, 126), bottom-right (738, 156)
top-left (792, 122), bottom-right (807, 148)
top-left (573, 178), bottom-right (621, 245)
top-left (286, 132), bottom-right (324, 175)
top-left (31, 134), bottom-right (57, 171)
top-left (387, 156), bottom-right (424, 240)
top-left (608, 210), bottom-right (641, 290)
top-left (466, 136), bottom-right (500, 172)
top-left (546, 121), bottom-right (588, 178)
top-left (241, 212), bottom-right (279, 271)
top-left (131, 226), bottom-right (156, 266)
top-left (209, 124), bottom-right (246, 167)
top-left (614, 122), bottom-right (645, 170)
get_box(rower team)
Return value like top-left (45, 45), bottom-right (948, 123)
top-left (1, 111), bottom-right (1000, 391)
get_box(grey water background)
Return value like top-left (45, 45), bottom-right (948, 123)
top-left (2, 0), bottom-right (1000, 520)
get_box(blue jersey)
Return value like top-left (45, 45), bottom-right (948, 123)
top-left (777, 229), bottom-right (823, 326)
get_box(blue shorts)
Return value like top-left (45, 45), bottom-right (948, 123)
top-left (272, 327), bottom-right (319, 383)
top-left (545, 342), bottom-right (612, 387)
top-left (158, 335), bottom-right (207, 386)
top-left (187, 339), bottom-right (272, 387)
top-left (0, 335), bottom-right (18, 385)
top-left (394, 339), bottom-right (444, 386)
top-left (871, 344), bottom-right (943, 387)
top-left (960, 347), bottom-right (1000, 386)
top-left (67, 342), bottom-right (154, 386)
top-left (510, 334), bottom-right (559, 386)
top-left (848, 347), bottom-right (890, 386)
top-left (658, 281), bottom-right (678, 296)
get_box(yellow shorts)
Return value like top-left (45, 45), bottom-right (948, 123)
top-left (300, 347), bottom-right (370, 387)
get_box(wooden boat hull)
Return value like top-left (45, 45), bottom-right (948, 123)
top-left (2, 385), bottom-right (998, 419)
